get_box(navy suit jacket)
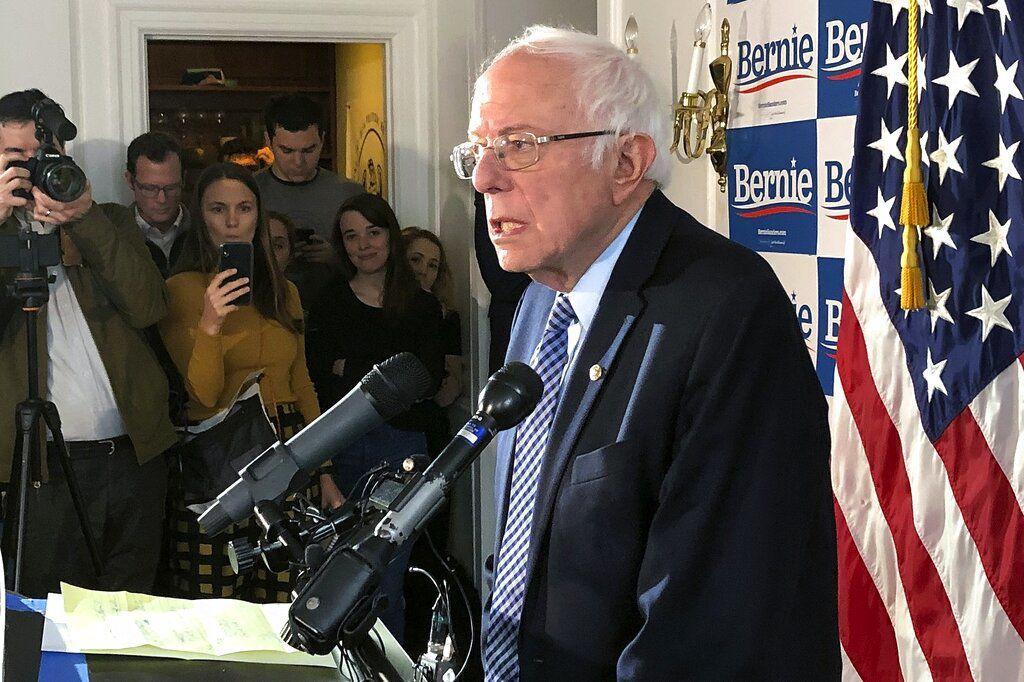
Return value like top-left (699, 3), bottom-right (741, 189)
top-left (485, 190), bottom-right (840, 680)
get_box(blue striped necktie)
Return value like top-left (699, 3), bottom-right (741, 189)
top-left (483, 293), bottom-right (577, 680)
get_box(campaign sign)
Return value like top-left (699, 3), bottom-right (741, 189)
top-left (728, 120), bottom-right (818, 254)
top-left (726, 0), bottom-right (819, 126)
top-left (816, 256), bottom-right (844, 395)
top-left (762, 252), bottom-right (820, 364)
top-left (816, 115), bottom-right (856, 258)
top-left (817, 0), bottom-right (870, 118)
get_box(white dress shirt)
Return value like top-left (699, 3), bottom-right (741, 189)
top-left (135, 204), bottom-right (185, 262)
top-left (16, 211), bottom-right (127, 441)
top-left (560, 207), bottom-right (642, 381)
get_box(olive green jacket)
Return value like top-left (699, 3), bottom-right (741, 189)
top-left (0, 202), bottom-right (178, 482)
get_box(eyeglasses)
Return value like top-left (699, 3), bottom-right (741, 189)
top-left (450, 130), bottom-right (614, 180)
top-left (132, 180), bottom-right (182, 198)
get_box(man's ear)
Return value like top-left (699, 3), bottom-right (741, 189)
top-left (264, 131), bottom-right (272, 149)
top-left (123, 170), bottom-right (133, 189)
top-left (610, 133), bottom-right (657, 205)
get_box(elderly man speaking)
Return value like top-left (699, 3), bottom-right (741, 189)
top-left (453, 27), bottom-right (840, 680)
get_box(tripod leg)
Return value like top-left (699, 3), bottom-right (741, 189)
top-left (40, 402), bottom-right (104, 578)
top-left (4, 401), bottom-right (43, 594)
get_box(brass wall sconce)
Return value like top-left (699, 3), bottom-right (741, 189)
top-left (670, 4), bottom-right (733, 192)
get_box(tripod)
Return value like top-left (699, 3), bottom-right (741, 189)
top-left (1, 237), bottom-right (101, 594)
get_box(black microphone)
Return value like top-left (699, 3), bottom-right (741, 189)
top-left (285, 362), bottom-right (542, 654)
top-left (198, 352), bottom-right (433, 536)
top-left (374, 361), bottom-right (542, 545)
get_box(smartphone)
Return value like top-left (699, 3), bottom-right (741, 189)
top-left (295, 228), bottom-right (316, 244)
top-left (218, 241), bottom-right (253, 306)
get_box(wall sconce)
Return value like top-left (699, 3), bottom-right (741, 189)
top-left (670, 4), bottom-right (732, 192)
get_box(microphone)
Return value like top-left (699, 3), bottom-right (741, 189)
top-left (198, 352), bottom-right (433, 536)
top-left (374, 361), bottom-right (542, 545)
top-left (285, 362), bottom-right (542, 654)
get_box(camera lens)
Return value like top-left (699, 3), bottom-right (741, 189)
top-left (41, 160), bottom-right (86, 203)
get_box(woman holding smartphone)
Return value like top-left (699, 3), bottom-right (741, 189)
top-left (306, 193), bottom-right (444, 642)
top-left (159, 162), bottom-right (342, 603)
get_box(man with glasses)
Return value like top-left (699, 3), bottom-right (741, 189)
top-left (463, 28), bottom-right (839, 680)
top-left (121, 132), bottom-right (188, 277)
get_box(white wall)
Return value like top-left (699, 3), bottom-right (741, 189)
top-left (0, 0), bottom-right (75, 149)
top-left (598, 0), bottom-right (727, 232)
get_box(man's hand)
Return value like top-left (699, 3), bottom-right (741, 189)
top-left (0, 154), bottom-right (31, 223)
top-left (297, 235), bottom-right (340, 265)
top-left (31, 184), bottom-right (93, 225)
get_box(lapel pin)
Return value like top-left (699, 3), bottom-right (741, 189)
top-left (589, 364), bottom-right (604, 381)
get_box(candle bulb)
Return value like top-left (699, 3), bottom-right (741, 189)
top-left (686, 2), bottom-right (713, 93)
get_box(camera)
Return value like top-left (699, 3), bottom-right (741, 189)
top-left (9, 98), bottom-right (86, 203)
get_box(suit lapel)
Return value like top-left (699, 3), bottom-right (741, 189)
top-left (521, 190), bottom-right (677, 583)
top-left (521, 287), bottom-right (640, 580)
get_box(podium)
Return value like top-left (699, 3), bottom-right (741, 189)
top-left (4, 592), bottom-right (416, 681)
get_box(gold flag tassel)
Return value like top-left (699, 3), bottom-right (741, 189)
top-left (899, 0), bottom-right (928, 310)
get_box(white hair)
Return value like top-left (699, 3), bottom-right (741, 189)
top-left (474, 25), bottom-right (672, 187)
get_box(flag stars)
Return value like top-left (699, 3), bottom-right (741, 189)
top-left (935, 52), bottom-right (980, 105)
top-left (947, 0), bottom-right (985, 29)
top-left (988, 0), bottom-right (1011, 33)
top-left (869, 120), bottom-right (905, 172)
top-left (930, 129), bottom-right (964, 184)
top-left (981, 136), bottom-right (1021, 191)
top-left (924, 207), bottom-right (957, 258)
top-left (918, 51), bottom-right (928, 99)
top-left (868, 189), bottom-right (898, 237)
top-left (927, 281), bottom-right (955, 333)
top-left (921, 0), bottom-right (934, 23)
top-left (922, 348), bottom-right (949, 401)
top-left (966, 285), bottom-right (1013, 341)
top-left (994, 55), bottom-right (1022, 113)
top-left (872, 46), bottom-right (909, 99)
top-left (971, 210), bottom-right (1013, 266)
top-left (874, 0), bottom-right (908, 25)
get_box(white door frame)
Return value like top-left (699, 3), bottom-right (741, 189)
top-left (69, 0), bottom-right (438, 229)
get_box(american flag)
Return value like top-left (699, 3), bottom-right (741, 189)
top-left (834, 0), bottom-right (1024, 679)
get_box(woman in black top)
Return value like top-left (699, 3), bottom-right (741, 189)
top-left (306, 194), bottom-right (443, 644)
top-left (402, 227), bottom-right (464, 455)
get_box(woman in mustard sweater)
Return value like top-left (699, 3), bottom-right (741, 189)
top-left (159, 162), bottom-right (342, 602)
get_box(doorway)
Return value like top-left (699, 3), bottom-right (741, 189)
top-left (145, 39), bottom-right (387, 198)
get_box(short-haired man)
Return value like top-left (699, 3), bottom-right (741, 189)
top-left (461, 28), bottom-right (840, 679)
top-left (255, 94), bottom-right (363, 305)
top-left (119, 131), bottom-right (189, 277)
top-left (115, 131), bottom-right (190, 424)
top-left (0, 89), bottom-right (176, 597)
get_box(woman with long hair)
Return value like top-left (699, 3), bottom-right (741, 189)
top-left (306, 193), bottom-right (444, 642)
top-left (401, 227), bottom-right (464, 453)
top-left (159, 162), bottom-right (342, 602)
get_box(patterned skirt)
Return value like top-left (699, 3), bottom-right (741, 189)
top-left (158, 402), bottom-right (321, 603)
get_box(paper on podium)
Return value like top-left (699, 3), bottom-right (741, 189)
top-left (40, 584), bottom-right (336, 668)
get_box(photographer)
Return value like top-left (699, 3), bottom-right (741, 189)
top-left (0, 89), bottom-right (177, 597)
